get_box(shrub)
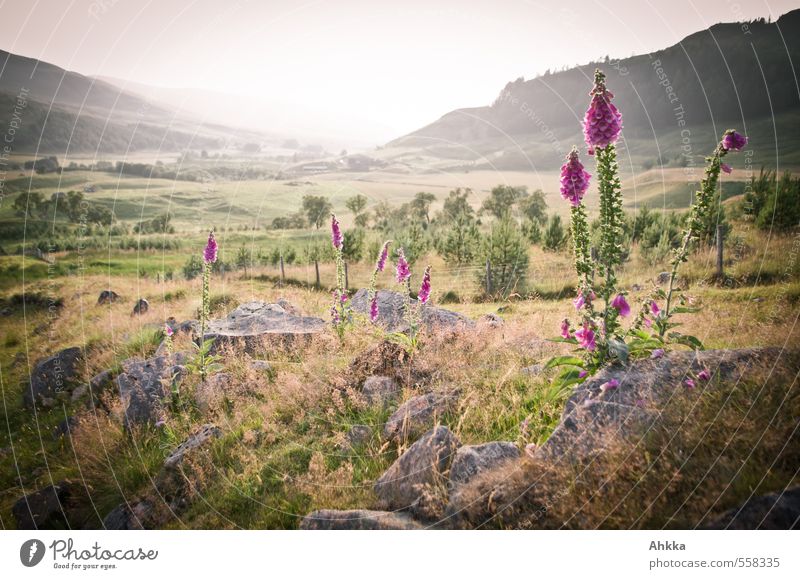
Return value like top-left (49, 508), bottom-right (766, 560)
top-left (478, 218), bottom-right (529, 298)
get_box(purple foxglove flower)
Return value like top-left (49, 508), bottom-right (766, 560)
top-left (560, 318), bottom-right (571, 339)
top-left (330, 213), bottom-right (343, 251)
top-left (651, 348), bottom-right (664, 359)
top-left (611, 293), bottom-right (631, 317)
top-left (340, 292), bottom-right (348, 304)
top-left (376, 241), bottom-right (391, 272)
top-left (395, 248), bottom-right (411, 283)
top-left (203, 231), bottom-right (218, 263)
top-left (721, 163), bottom-right (732, 174)
top-left (643, 317), bottom-right (652, 328)
top-left (600, 378), bottom-right (619, 393)
top-left (651, 301), bottom-right (660, 316)
top-left (698, 369), bottom-right (711, 381)
top-left (330, 303), bottom-right (340, 325)
top-left (165, 323), bottom-right (174, 337)
top-left (721, 130), bottom-right (747, 152)
top-left (559, 147), bottom-right (591, 206)
top-left (684, 378), bottom-right (696, 389)
top-left (369, 293), bottom-right (379, 323)
top-left (575, 324), bottom-right (596, 352)
top-left (583, 69), bottom-right (623, 154)
top-left (418, 266), bottom-right (432, 303)
top-left (578, 370), bottom-right (588, 379)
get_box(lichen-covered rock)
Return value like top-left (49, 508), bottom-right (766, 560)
top-left (116, 354), bottom-right (186, 428)
top-left (23, 346), bottom-right (84, 408)
top-left (300, 509), bottom-right (423, 530)
top-left (362, 376), bottom-right (400, 407)
top-left (384, 392), bottom-right (459, 442)
top-left (375, 426), bottom-right (460, 518)
top-left (203, 301), bottom-right (325, 353)
top-left (449, 441), bottom-right (520, 487)
top-left (350, 288), bottom-right (474, 333)
top-left (705, 486), bottom-right (800, 529)
top-left (163, 424), bottom-right (221, 469)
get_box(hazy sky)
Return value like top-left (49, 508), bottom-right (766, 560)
top-left (1, 0), bottom-right (797, 144)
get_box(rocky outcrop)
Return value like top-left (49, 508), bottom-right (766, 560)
top-left (203, 301), bottom-right (325, 353)
top-left (116, 354), bottom-right (186, 428)
top-left (102, 424), bottom-right (221, 529)
top-left (97, 290), bottom-right (120, 305)
top-left (23, 347), bottom-right (84, 408)
top-left (132, 298), bottom-right (149, 315)
top-left (383, 392), bottom-right (459, 442)
top-left (350, 289), bottom-right (474, 333)
top-left (375, 426), bottom-right (460, 518)
top-left (12, 483), bottom-right (72, 529)
top-left (300, 509), bottom-right (424, 530)
top-left (449, 442), bottom-right (520, 487)
top-left (361, 375), bottom-right (401, 407)
top-left (705, 486), bottom-right (800, 530)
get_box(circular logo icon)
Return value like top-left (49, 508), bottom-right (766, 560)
top-left (20, 539), bottom-right (46, 567)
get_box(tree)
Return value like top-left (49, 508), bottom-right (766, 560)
top-left (480, 185), bottom-right (528, 220)
top-left (342, 228), bottom-right (365, 262)
top-left (438, 213), bottom-right (480, 266)
top-left (410, 192), bottom-right (436, 224)
top-left (345, 194), bottom-right (368, 220)
top-left (479, 218), bottom-right (529, 298)
top-left (302, 195), bottom-right (333, 229)
top-left (441, 188), bottom-right (475, 222)
top-left (395, 223), bottom-right (430, 264)
top-left (236, 245), bottom-right (250, 275)
top-left (543, 214), bottom-right (567, 251)
top-left (519, 189), bottom-right (548, 225)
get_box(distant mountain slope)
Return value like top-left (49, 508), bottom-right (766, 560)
top-left (388, 9), bottom-right (800, 169)
top-left (0, 50), bottom-right (267, 153)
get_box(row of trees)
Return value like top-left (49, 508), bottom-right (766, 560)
top-left (12, 191), bottom-right (115, 226)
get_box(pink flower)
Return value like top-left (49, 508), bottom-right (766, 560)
top-left (578, 370), bottom-right (588, 379)
top-left (721, 163), bottom-right (732, 174)
top-left (559, 147), bottom-right (591, 206)
top-left (575, 324), bottom-right (596, 352)
top-left (330, 213), bottom-right (343, 251)
top-left (684, 378), bottom-right (696, 389)
top-left (395, 248), bottom-right (411, 283)
top-left (643, 317), bottom-right (652, 328)
top-left (165, 323), bottom-right (174, 337)
top-left (600, 378), bottom-right (619, 393)
top-left (376, 240), bottom-right (391, 272)
top-left (611, 293), bottom-right (631, 317)
top-left (698, 369), bottom-right (711, 381)
top-left (651, 301), bottom-right (660, 316)
top-left (721, 130), bottom-right (747, 152)
top-left (573, 292), bottom-right (585, 310)
top-left (560, 319), bottom-right (571, 339)
top-left (418, 266), bottom-right (432, 303)
top-left (203, 231), bottom-right (218, 263)
top-left (369, 293), bottom-right (379, 323)
top-left (651, 348), bottom-right (664, 359)
top-left (583, 69), bottom-right (623, 154)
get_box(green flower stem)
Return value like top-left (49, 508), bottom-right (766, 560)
top-left (662, 142), bottom-right (727, 337)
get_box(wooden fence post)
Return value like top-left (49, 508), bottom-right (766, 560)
top-left (314, 259), bottom-right (320, 288)
top-left (344, 262), bottom-right (349, 290)
top-left (485, 259), bottom-right (492, 296)
top-left (279, 253), bottom-right (285, 287)
top-left (716, 225), bottom-right (724, 279)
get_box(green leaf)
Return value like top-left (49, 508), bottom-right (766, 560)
top-left (672, 306), bottom-right (701, 314)
top-left (668, 332), bottom-right (704, 350)
top-left (545, 355), bottom-right (584, 369)
top-left (548, 337), bottom-right (578, 344)
top-left (553, 367), bottom-right (587, 388)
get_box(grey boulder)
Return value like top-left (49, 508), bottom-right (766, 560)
top-left (350, 288), bottom-right (473, 333)
top-left (449, 441), bottom-right (520, 487)
top-left (384, 391), bottom-right (459, 442)
top-left (300, 509), bottom-right (423, 530)
top-left (116, 354), bottom-right (186, 428)
top-left (23, 346), bottom-right (84, 408)
top-left (375, 426), bottom-right (460, 517)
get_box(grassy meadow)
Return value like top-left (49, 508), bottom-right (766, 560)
top-left (0, 154), bottom-right (798, 529)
